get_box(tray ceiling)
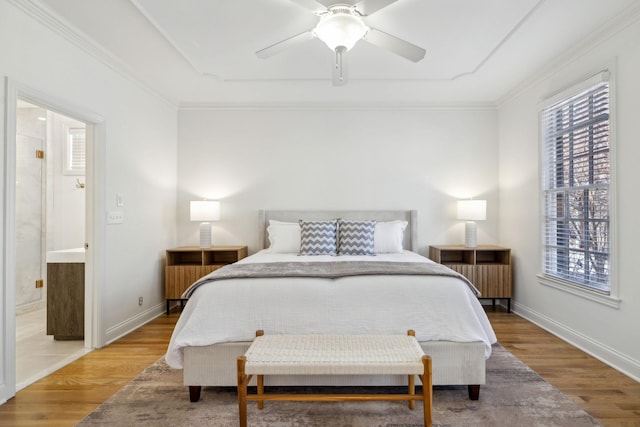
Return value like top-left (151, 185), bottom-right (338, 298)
top-left (38, 0), bottom-right (639, 106)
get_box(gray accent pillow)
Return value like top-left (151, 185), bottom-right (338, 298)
top-left (337, 219), bottom-right (376, 255)
top-left (299, 220), bottom-right (338, 256)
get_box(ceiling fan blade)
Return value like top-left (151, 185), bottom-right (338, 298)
top-left (363, 28), bottom-right (426, 62)
top-left (256, 30), bottom-right (315, 59)
top-left (355, 0), bottom-right (398, 16)
top-left (289, 0), bottom-right (327, 13)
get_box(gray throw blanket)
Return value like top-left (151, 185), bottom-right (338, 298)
top-left (182, 261), bottom-right (480, 298)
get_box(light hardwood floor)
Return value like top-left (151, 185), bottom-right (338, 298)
top-left (16, 305), bottom-right (89, 391)
top-left (0, 307), bottom-right (638, 426)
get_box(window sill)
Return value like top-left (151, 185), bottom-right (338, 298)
top-left (537, 274), bottom-right (621, 309)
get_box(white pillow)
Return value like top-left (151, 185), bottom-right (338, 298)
top-left (374, 220), bottom-right (408, 253)
top-left (266, 220), bottom-right (301, 253)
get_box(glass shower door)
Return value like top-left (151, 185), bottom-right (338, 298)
top-left (15, 132), bottom-right (45, 309)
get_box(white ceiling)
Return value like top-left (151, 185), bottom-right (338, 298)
top-left (39, 0), bottom-right (638, 106)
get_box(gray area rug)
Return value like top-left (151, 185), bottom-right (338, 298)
top-left (76, 344), bottom-right (600, 426)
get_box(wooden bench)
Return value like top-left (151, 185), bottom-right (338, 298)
top-left (237, 330), bottom-right (432, 427)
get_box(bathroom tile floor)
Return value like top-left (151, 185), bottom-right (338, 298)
top-left (16, 305), bottom-right (90, 391)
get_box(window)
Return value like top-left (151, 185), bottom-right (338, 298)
top-left (65, 127), bottom-right (86, 175)
top-left (541, 74), bottom-right (611, 294)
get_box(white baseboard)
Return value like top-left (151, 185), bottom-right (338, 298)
top-left (105, 303), bottom-right (165, 345)
top-left (15, 300), bottom-right (45, 316)
top-left (513, 301), bottom-right (640, 382)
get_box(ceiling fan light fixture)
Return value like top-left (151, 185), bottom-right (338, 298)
top-left (314, 8), bottom-right (367, 52)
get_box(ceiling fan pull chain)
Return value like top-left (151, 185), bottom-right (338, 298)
top-left (335, 46), bottom-right (346, 83)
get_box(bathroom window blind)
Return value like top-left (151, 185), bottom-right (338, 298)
top-left (541, 76), bottom-right (611, 293)
top-left (65, 128), bottom-right (86, 175)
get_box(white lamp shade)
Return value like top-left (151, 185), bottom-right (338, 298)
top-left (457, 200), bottom-right (487, 221)
top-left (314, 11), bottom-right (367, 52)
top-left (190, 200), bottom-right (220, 222)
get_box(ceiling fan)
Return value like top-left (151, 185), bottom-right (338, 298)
top-left (256, 0), bottom-right (426, 86)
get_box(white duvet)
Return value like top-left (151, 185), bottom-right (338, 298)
top-left (165, 250), bottom-right (497, 369)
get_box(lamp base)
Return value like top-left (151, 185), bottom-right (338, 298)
top-left (464, 221), bottom-right (478, 248)
top-left (199, 222), bottom-right (212, 248)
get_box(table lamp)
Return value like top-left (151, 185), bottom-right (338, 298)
top-left (457, 200), bottom-right (486, 248)
top-left (190, 200), bottom-right (220, 248)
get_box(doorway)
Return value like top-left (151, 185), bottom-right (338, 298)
top-left (14, 101), bottom-right (91, 390)
top-left (2, 79), bottom-right (104, 404)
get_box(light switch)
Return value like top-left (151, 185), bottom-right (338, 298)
top-left (116, 194), bottom-right (124, 207)
top-left (107, 211), bottom-right (124, 224)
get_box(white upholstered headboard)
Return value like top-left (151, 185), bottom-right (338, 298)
top-left (258, 210), bottom-right (418, 252)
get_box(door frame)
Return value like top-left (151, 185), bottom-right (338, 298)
top-left (1, 77), bottom-right (106, 402)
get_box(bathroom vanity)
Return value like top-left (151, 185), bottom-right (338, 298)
top-left (46, 248), bottom-right (84, 340)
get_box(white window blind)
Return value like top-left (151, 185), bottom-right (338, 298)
top-left (541, 78), bottom-right (610, 293)
top-left (66, 127), bottom-right (86, 175)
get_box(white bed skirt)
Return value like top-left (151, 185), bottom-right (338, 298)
top-left (183, 340), bottom-right (486, 387)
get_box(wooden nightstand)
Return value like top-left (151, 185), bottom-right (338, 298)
top-left (165, 246), bottom-right (248, 314)
top-left (429, 245), bottom-right (512, 312)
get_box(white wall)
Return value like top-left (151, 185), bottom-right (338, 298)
top-left (0, 0), bottom-right (177, 401)
top-left (497, 14), bottom-right (640, 379)
top-left (177, 108), bottom-right (499, 255)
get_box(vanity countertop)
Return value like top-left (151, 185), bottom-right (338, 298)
top-left (46, 248), bottom-right (85, 263)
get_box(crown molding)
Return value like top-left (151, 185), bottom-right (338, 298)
top-left (129, 0), bottom-right (204, 76)
top-left (448, 0), bottom-right (546, 82)
top-left (7, 0), bottom-right (177, 109)
top-left (177, 102), bottom-right (497, 112)
top-left (496, 2), bottom-right (640, 107)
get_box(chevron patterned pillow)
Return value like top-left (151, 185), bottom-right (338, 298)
top-left (299, 220), bottom-right (338, 256)
top-left (337, 219), bottom-right (376, 255)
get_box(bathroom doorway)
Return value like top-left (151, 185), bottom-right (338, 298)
top-left (14, 100), bottom-right (91, 390)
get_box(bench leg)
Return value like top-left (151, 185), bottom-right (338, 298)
top-left (237, 356), bottom-right (249, 427)
top-left (257, 374), bottom-right (264, 409)
top-left (408, 374), bottom-right (415, 409)
top-left (421, 355), bottom-right (433, 427)
top-left (407, 329), bottom-right (417, 410)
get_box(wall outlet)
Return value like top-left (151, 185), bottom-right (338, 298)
top-left (107, 210), bottom-right (124, 224)
top-left (138, 297), bottom-right (143, 306)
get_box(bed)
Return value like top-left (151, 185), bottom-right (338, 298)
top-left (165, 210), bottom-right (497, 402)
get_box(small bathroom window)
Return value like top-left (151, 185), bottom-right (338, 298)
top-left (65, 127), bottom-right (86, 175)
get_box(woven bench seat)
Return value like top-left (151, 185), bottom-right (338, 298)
top-left (237, 330), bottom-right (432, 427)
